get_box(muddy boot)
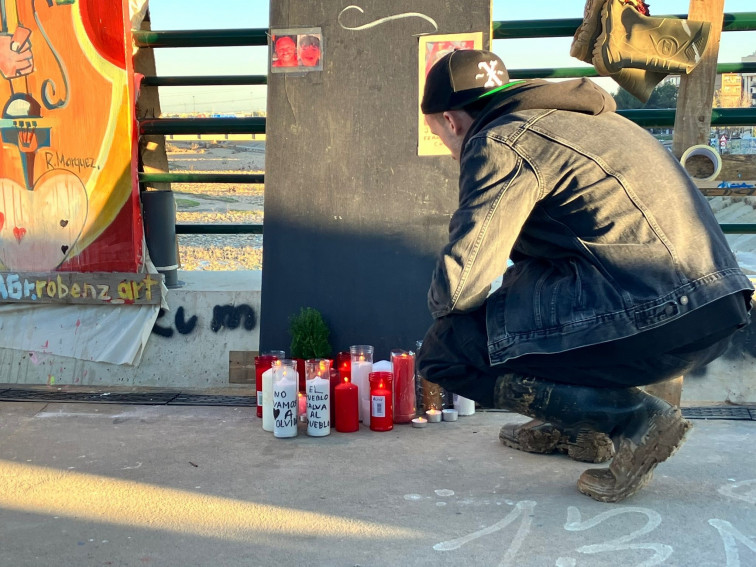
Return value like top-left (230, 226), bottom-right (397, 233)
top-left (499, 419), bottom-right (614, 463)
top-left (592, 0), bottom-right (710, 76)
top-left (493, 373), bottom-right (692, 502)
top-left (577, 403), bottom-right (691, 502)
top-left (570, 0), bottom-right (666, 102)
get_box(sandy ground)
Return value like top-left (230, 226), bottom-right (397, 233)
top-left (166, 142), bottom-right (265, 271)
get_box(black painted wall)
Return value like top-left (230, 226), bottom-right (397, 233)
top-left (260, 0), bottom-right (491, 359)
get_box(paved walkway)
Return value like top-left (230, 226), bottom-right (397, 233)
top-left (1, 401), bottom-right (755, 566)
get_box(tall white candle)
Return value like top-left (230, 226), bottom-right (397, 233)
top-left (273, 371), bottom-right (298, 438)
top-left (351, 360), bottom-right (372, 422)
top-left (307, 376), bottom-right (331, 436)
top-left (453, 394), bottom-right (476, 416)
top-left (261, 367), bottom-right (275, 432)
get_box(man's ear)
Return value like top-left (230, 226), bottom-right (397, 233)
top-left (443, 110), bottom-right (474, 135)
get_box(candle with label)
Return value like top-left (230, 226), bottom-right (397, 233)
top-left (369, 371), bottom-right (393, 432)
top-left (306, 358), bottom-right (331, 436)
top-left (350, 345), bottom-right (373, 423)
top-left (390, 349), bottom-right (416, 423)
top-left (334, 375), bottom-right (359, 432)
top-left (272, 359), bottom-right (299, 438)
top-left (255, 354), bottom-right (276, 419)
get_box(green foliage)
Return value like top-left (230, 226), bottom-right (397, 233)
top-left (613, 81), bottom-right (678, 110)
top-left (289, 307), bottom-right (332, 359)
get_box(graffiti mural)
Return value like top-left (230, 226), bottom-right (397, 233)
top-left (0, 0), bottom-right (141, 273)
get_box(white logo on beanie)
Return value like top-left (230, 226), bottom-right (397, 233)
top-left (476, 60), bottom-right (505, 88)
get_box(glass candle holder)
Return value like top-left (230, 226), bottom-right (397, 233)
top-left (272, 359), bottom-right (299, 438)
top-left (369, 371), bottom-right (393, 432)
top-left (391, 349), bottom-right (416, 423)
top-left (350, 345), bottom-right (373, 423)
top-left (305, 358), bottom-right (331, 436)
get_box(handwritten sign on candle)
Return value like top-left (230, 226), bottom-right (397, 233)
top-left (273, 386), bottom-right (298, 436)
top-left (307, 377), bottom-right (331, 436)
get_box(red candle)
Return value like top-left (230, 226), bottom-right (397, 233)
top-left (391, 350), bottom-right (416, 423)
top-left (335, 351), bottom-right (351, 381)
top-left (254, 355), bottom-right (276, 418)
top-left (295, 358), bottom-right (306, 391)
top-left (329, 368), bottom-right (339, 424)
top-left (334, 376), bottom-right (359, 433)
top-left (369, 371), bottom-right (393, 432)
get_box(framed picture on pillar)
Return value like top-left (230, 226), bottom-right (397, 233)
top-left (418, 32), bottom-right (483, 156)
top-left (270, 27), bottom-right (323, 73)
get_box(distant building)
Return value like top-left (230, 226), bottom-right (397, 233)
top-left (743, 50), bottom-right (756, 106)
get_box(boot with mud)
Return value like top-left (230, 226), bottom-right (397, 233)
top-left (570, 0), bottom-right (667, 102)
top-left (499, 419), bottom-right (614, 463)
top-left (592, 0), bottom-right (710, 77)
top-left (493, 373), bottom-right (692, 503)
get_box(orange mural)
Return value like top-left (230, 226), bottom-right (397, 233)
top-left (0, 0), bottom-right (141, 273)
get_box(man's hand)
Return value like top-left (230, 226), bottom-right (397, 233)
top-left (0, 27), bottom-right (33, 80)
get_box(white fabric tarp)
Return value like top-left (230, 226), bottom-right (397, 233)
top-left (0, 303), bottom-right (159, 366)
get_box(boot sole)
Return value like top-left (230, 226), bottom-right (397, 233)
top-left (570, 0), bottom-right (610, 62)
top-left (577, 408), bottom-right (692, 502)
top-left (500, 425), bottom-right (614, 463)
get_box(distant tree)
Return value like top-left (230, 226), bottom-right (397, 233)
top-left (612, 81), bottom-right (678, 110)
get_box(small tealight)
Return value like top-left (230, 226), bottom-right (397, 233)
top-left (425, 409), bottom-right (442, 423)
top-left (411, 417), bottom-right (428, 428)
top-left (442, 408), bottom-right (458, 422)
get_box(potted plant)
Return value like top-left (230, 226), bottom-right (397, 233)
top-left (289, 307), bottom-right (333, 390)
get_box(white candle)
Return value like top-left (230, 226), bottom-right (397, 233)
top-left (351, 360), bottom-right (372, 422)
top-left (273, 372), bottom-right (298, 438)
top-left (442, 408), bottom-right (458, 422)
top-left (453, 394), bottom-right (476, 416)
top-left (411, 416), bottom-right (428, 428)
top-left (307, 376), bottom-right (331, 436)
top-left (426, 409), bottom-right (442, 423)
top-left (261, 367), bottom-right (275, 432)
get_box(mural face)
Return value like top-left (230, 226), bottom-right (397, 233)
top-left (0, 0), bottom-right (141, 273)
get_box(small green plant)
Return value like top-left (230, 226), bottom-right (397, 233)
top-left (289, 307), bottom-right (332, 359)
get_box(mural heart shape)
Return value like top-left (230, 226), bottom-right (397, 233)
top-left (0, 170), bottom-right (88, 271)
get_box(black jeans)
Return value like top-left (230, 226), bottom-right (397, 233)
top-left (417, 292), bottom-right (751, 408)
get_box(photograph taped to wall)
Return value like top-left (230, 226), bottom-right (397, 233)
top-left (270, 27), bottom-right (323, 73)
top-left (418, 33), bottom-right (483, 156)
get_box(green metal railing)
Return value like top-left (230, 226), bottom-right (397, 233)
top-left (136, 13), bottom-right (756, 236)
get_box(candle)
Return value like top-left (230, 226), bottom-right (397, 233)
top-left (453, 394), bottom-right (476, 416)
top-left (261, 366), bottom-right (276, 432)
top-left (306, 358), bottom-right (331, 436)
top-left (298, 392), bottom-right (307, 422)
top-left (442, 408), bottom-right (458, 422)
top-left (334, 375), bottom-right (359, 432)
top-left (390, 349), bottom-right (416, 423)
top-left (426, 408), bottom-right (442, 423)
top-left (335, 351), bottom-right (351, 380)
top-left (329, 368), bottom-right (339, 425)
top-left (272, 360), bottom-right (298, 438)
top-left (369, 372), bottom-right (393, 432)
top-left (255, 355), bottom-right (276, 420)
top-left (421, 377), bottom-right (444, 413)
top-left (411, 416), bottom-right (428, 428)
top-left (350, 345), bottom-right (373, 423)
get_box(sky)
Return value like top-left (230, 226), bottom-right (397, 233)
top-left (145, 0), bottom-right (756, 114)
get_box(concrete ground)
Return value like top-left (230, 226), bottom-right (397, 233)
top-left (1, 401), bottom-right (755, 567)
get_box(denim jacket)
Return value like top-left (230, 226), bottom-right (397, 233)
top-left (427, 79), bottom-right (754, 365)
